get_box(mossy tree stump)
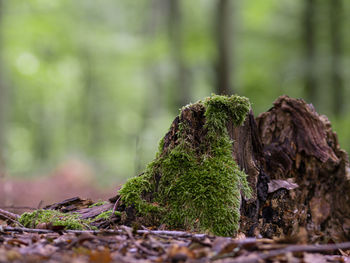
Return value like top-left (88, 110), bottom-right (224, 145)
top-left (117, 94), bottom-right (350, 241)
top-left (119, 95), bottom-right (254, 236)
top-left (17, 95), bottom-right (350, 242)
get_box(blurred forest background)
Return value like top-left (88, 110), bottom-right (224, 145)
top-left (0, 0), bottom-right (350, 207)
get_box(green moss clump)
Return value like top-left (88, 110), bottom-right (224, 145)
top-left (119, 94), bottom-right (251, 236)
top-left (88, 201), bottom-right (108, 208)
top-left (94, 210), bottom-right (121, 220)
top-left (19, 210), bottom-right (91, 230)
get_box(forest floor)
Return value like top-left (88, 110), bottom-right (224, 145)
top-left (1, 223), bottom-right (350, 263)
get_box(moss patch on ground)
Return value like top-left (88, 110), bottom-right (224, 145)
top-left (88, 201), bottom-right (108, 208)
top-left (19, 210), bottom-right (93, 230)
top-left (119, 94), bottom-right (251, 236)
top-left (94, 210), bottom-right (121, 220)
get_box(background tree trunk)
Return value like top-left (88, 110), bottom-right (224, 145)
top-left (0, 0), bottom-right (7, 179)
top-left (215, 0), bottom-right (232, 95)
top-left (303, 0), bottom-right (317, 105)
top-left (330, 0), bottom-right (344, 116)
top-left (168, 0), bottom-right (191, 111)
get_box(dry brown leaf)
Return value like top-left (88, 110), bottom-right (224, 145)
top-left (89, 248), bottom-right (112, 263)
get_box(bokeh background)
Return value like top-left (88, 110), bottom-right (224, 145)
top-left (0, 0), bottom-right (349, 209)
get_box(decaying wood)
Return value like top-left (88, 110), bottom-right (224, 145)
top-left (0, 208), bottom-right (22, 226)
top-left (1, 226), bottom-right (209, 239)
top-left (0, 208), bottom-right (19, 221)
top-left (44, 196), bottom-right (94, 212)
top-left (256, 96), bottom-right (350, 242)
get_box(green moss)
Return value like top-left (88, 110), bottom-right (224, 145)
top-left (88, 201), bottom-right (108, 208)
top-left (19, 210), bottom-right (92, 230)
top-left (119, 94), bottom-right (251, 236)
top-left (94, 210), bottom-right (121, 220)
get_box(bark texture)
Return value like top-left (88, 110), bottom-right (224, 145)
top-left (256, 96), bottom-right (350, 242)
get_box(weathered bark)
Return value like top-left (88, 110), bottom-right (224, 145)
top-left (257, 96), bottom-right (350, 242)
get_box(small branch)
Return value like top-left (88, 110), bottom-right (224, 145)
top-left (0, 209), bottom-right (24, 227)
top-left (121, 226), bottom-right (159, 256)
top-left (0, 208), bottom-right (19, 220)
top-left (112, 196), bottom-right (121, 214)
top-left (1, 226), bottom-right (53, 234)
top-left (1, 226), bottom-right (208, 239)
top-left (262, 242), bottom-right (350, 257)
top-left (226, 242), bottom-right (350, 263)
top-left (37, 200), bottom-right (44, 209)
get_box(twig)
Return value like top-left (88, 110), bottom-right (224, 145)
top-left (0, 208), bottom-right (19, 220)
top-left (1, 226), bottom-right (209, 239)
top-left (112, 196), bottom-right (121, 214)
top-left (37, 200), bottom-right (44, 209)
top-left (0, 209), bottom-right (24, 227)
top-left (2, 226), bottom-right (53, 234)
top-left (121, 226), bottom-right (159, 256)
top-left (225, 242), bottom-right (350, 263)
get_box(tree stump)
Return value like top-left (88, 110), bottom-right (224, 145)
top-left (118, 95), bottom-right (254, 236)
top-left (17, 95), bottom-right (350, 242)
top-left (256, 96), bottom-right (350, 242)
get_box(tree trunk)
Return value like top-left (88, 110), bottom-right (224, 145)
top-left (0, 0), bottom-right (4, 169)
top-left (168, 0), bottom-right (191, 111)
top-left (330, 0), bottom-right (344, 116)
top-left (215, 0), bottom-right (232, 95)
top-left (303, 0), bottom-right (317, 105)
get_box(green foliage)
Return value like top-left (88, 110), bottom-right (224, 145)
top-left (119, 95), bottom-right (251, 236)
top-left (19, 210), bottom-right (91, 230)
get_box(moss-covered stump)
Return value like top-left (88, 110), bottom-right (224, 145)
top-left (17, 95), bottom-right (264, 236)
top-left (118, 95), bottom-right (259, 236)
top-left (15, 95), bottom-right (350, 243)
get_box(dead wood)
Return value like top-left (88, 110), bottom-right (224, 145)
top-left (0, 208), bottom-right (22, 226)
top-left (0, 208), bottom-right (19, 221)
top-left (1, 226), bottom-right (209, 239)
top-left (229, 242), bottom-right (350, 263)
top-left (44, 196), bottom-right (94, 212)
top-left (256, 96), bottom-right (350, 242)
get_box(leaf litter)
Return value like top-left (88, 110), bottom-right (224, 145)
top-left (1, 223), bottom-right (350, 263)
